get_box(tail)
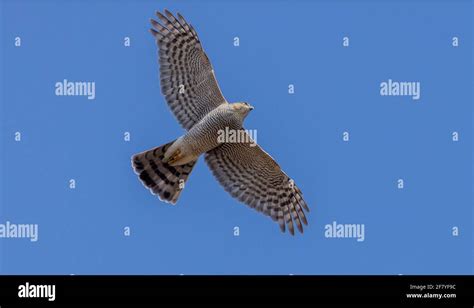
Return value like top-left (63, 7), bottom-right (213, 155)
top-left (131, 140), bottom-right (197, 204)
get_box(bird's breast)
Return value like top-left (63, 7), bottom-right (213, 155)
top-left (182, 107), bottom-right (241, 155)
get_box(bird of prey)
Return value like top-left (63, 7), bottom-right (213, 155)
top-left (131, 10), bottom-right (310, 235)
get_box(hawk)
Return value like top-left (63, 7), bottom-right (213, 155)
top-left (132, 10), bottom-right (310, 235)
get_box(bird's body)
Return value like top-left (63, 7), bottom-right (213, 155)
top-left (132, 10), bottom-right (310, 235)
top-left (164, 103), bottom-right (248, 166)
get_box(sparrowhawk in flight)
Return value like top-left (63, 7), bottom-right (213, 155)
top-left (132, 10), bottom-right (310, 235)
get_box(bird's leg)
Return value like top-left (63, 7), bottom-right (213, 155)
top-left (164, 148), bottom-right (183, 165)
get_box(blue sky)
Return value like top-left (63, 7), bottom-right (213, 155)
top-left (0, 0), bottom-right (472, 274)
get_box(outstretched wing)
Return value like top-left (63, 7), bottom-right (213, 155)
top-left (205, 131), bottom-right (310, 235)
top-left (150, 10), bottom-right (227, 130)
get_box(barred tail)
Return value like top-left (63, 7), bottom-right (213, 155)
top-left (131, 141), bottom-right (197, 204)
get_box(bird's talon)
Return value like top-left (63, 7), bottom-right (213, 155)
top-left (167, 149), bottom-right (182, 164)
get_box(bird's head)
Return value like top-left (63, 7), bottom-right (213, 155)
top-left (231, 102), bottom-right (254, 120)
